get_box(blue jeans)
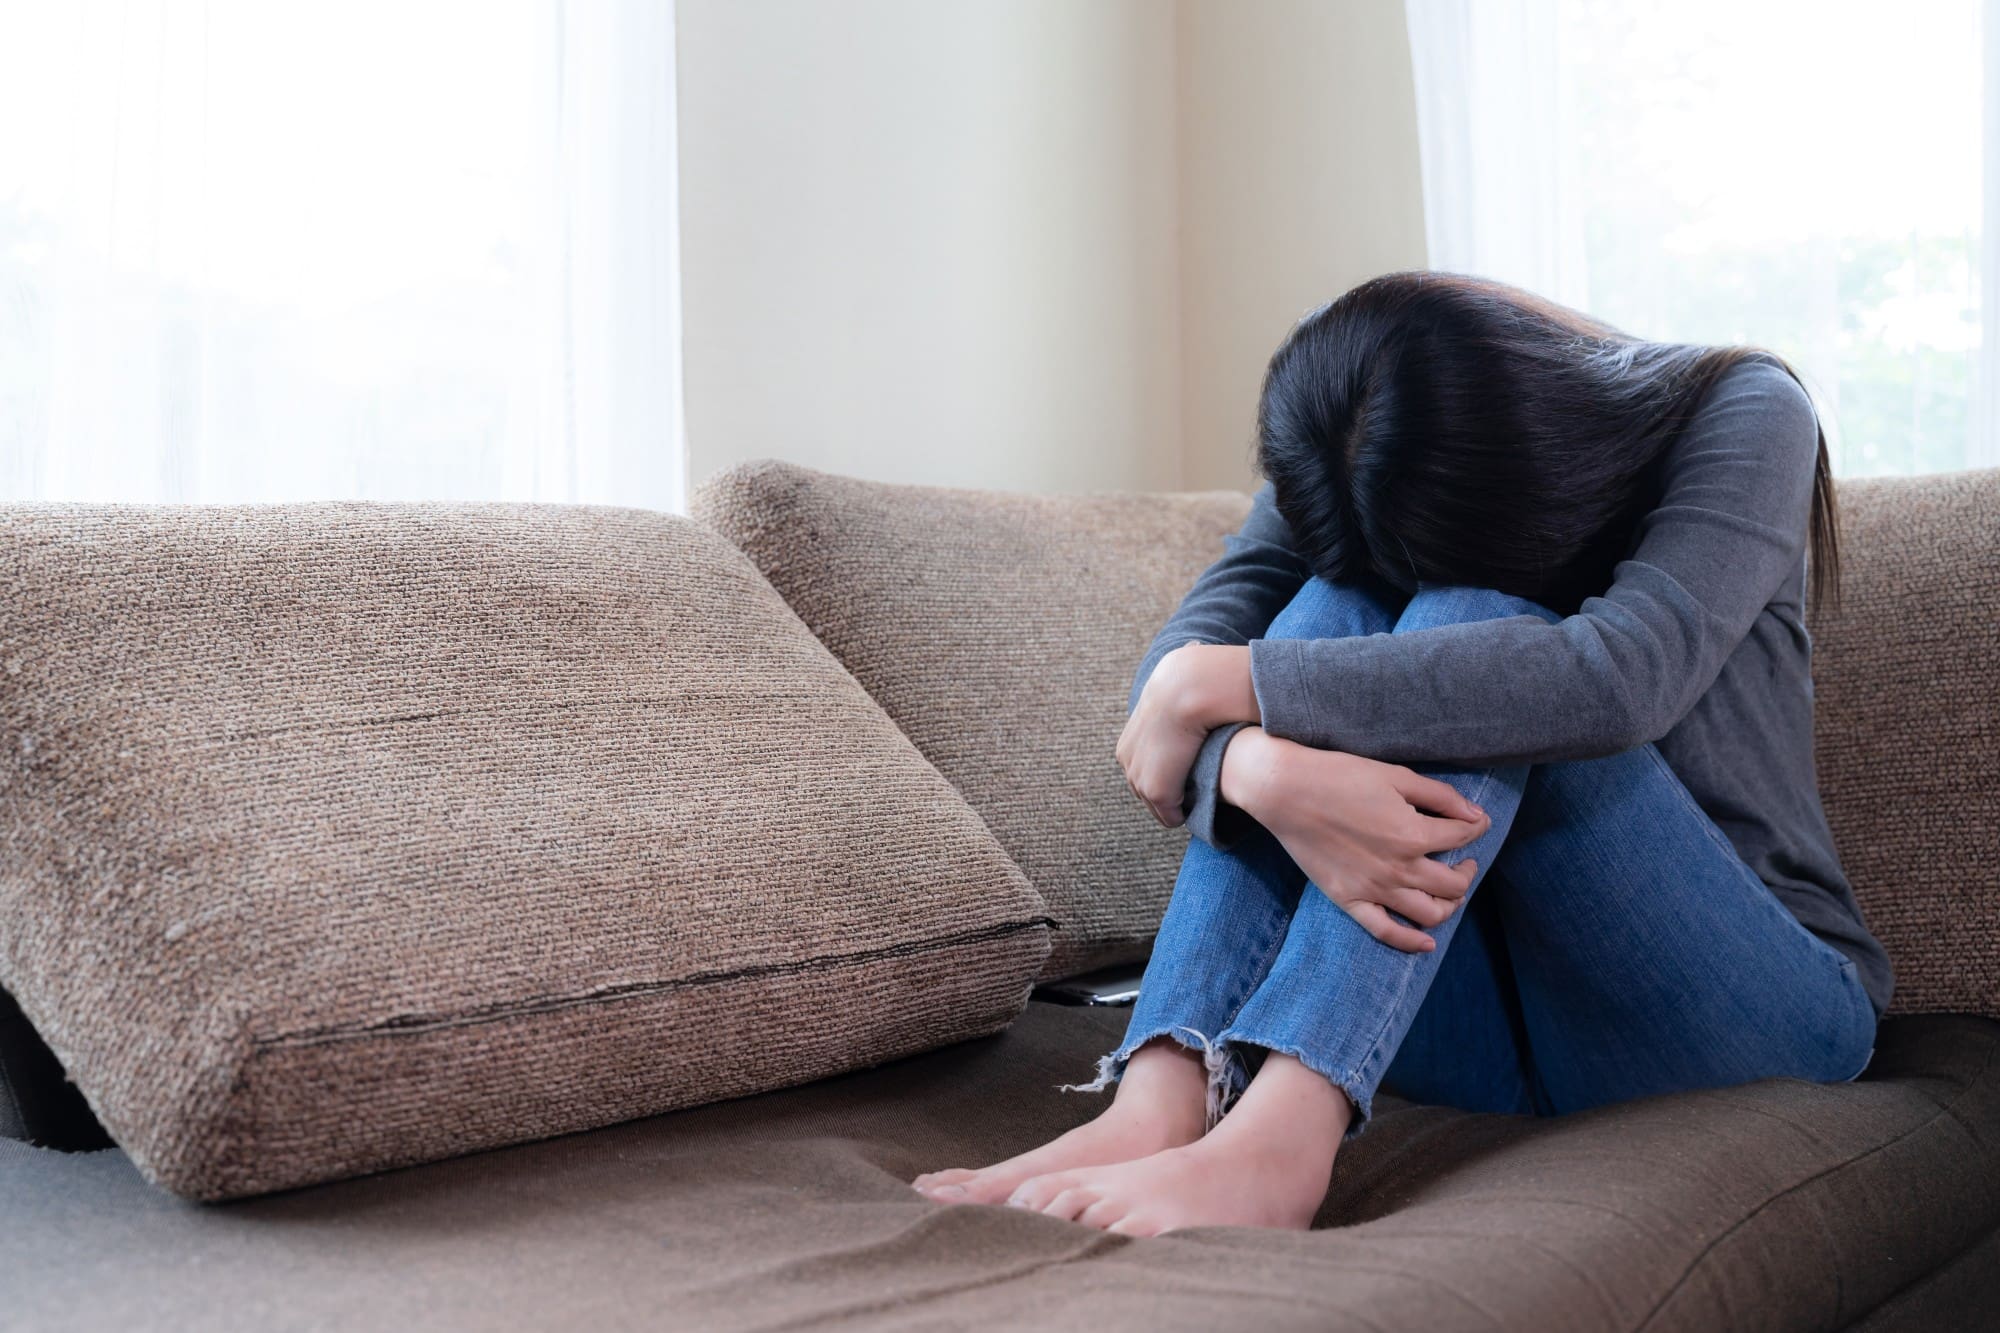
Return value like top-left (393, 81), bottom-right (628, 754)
top-left (1075, 579), bottom-right (1880, 1139)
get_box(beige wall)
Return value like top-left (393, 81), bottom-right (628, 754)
top-left (675, 0), bottom-right (1182, 495)
top-left (675, 0), bottom-right (1426, 497)
top-left (1175, 0), bottom-right (1429, 491)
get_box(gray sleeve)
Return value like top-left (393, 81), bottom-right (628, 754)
top-left (1179, 721), bottom-right (1256, 848)
top-left (1129, 482), bottom-right (1308, 848)
top-left (1248, 358), bottom-right (1822, 766)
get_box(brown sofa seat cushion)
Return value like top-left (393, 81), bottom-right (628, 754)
top-left (0, 503), bottom-right (1050, 1200)
top-left (4, 1001), bottom-right (1996, 1330)
top-left (694, 462), bottom-right (1252, 980)
top-left (1812, 469), bottom-right (2000, 1016)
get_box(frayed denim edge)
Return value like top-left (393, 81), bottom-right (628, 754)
top-left (1218, 1035), bottom-right (1377, 1143)
top-left (1059, 1024), bottom-right (1250, 1133)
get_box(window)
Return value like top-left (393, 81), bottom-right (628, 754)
top-left (1407, 0), bottom-right (1991, 476)
top-left (0, 0), bottom-right (684, 506)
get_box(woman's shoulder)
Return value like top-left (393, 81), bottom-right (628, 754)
top-left (1665, 351), bottom-right (1822, 507)
top-left (1706, 352), bottom-right (1818, 439)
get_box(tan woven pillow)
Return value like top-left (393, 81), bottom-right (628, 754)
top-left (1810, 469), bottom-right (2000, 1017)
top-left (0, 503), bottom-right (1049, 1200)
top-left (695, 463), bottom-right (1253, 980)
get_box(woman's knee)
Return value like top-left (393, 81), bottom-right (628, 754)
top-left (1265, 576), bottom-right (1402, 641)
top-left (1393, 584), bottom-right (1561, 634)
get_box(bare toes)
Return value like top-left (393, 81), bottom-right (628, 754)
top-left (961, 1170), bottom-right (1031, 1205)
top-left (918, 1165), bottom-right (1031, 1205)
top-left (1077, 1196), bottom-right (1129, 1230)
top-left (921, 1183), bottom-right (983, 1205)
top-left (1040, 1186), bottom-right (1099, 1221)
top-left (916, 1168), bottom-right (974, 1185)
top-left (1006, 1171), bottom-right (1077, 1212)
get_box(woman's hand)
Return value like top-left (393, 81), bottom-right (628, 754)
top-left (1116, 643), bottom-right (1258, 827)
top-left (1220, 727), bottom-right (1489, 953)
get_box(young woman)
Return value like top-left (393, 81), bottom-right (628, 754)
top-left (911, 272), bottom-right (1892, 1236)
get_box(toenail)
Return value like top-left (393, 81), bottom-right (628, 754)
top-left (1005, 1195), bottom-right (1031, 1208)
top-left (932, 1185), bottom-right (965, 1198)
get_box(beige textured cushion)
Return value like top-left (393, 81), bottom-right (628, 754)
top-left (0, 503), bottom-right (1050, 1200)
top-left (694, 462), bottom-right (1252, 980)
top-left (1811, 470), bottom-right (2000, 1017)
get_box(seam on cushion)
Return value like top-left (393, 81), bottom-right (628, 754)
top-left (1634, 1031), bottom-right (2000, 1331)
top-left (1693, 1091), bottom-right (1839, 1154)
top-left (252, 916), bottom-right (1056, 1048)
top-left (185, 691), bottom-right (848, 748)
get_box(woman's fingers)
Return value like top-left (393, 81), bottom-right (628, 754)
top-left (1388, 767), bottom-right (1485, 823)
top-left (1122, 773), bottom-right (1151, 820)
top-left (1123, 771), bottom-right (1183, 828)
top-left (1142, 782), bottom-right (1184, 828)
top-left (1388, 885), bottom-right (1458, 928)
top-left (1348, 900), bottom-right (1436, 954)
top-left (1413, 811), bottom-right (1487, 854)
top-left (1406, 855), bottom-right (1478, 900)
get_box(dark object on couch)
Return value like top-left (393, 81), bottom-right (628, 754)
top-left (0, 987), bottom-right (109, 1152)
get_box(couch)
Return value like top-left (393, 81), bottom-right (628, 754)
top-left (2, 463), bottom-right (1995, 1331)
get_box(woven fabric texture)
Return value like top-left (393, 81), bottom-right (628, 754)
top-left (1810, 469), bottom-right (2000, 1017)
top-left (694, 462), bottom-right (1252, 980)
top-left (0, 502), bottom-right (1051, 1200)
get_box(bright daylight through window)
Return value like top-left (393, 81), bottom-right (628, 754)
top-left (1410, 0), bottom-right (1991, 476)
top-left (0, 1), bottom-right (682, 506)
top-left (1565, 0), bottom-right (1984, 476)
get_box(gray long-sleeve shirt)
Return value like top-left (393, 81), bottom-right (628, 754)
top-left (1133, 356), bottom-right (1893, 1016)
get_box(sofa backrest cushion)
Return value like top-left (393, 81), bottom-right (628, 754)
top-left (695, 462), bottom-right (1252, 981)
top-left (0, 502), bottom-right (1049, 1200)
top-left (1811, 469), bottom-right (2000, 1017)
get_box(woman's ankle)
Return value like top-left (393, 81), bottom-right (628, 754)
top-left (1109, 1037), bottom-right (1210, 1143)
top-left (1204, 1051), bottom-right (1352, 1169)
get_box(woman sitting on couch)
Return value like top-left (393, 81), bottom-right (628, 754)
top-left (912, 271), bottom-right (1893, 1235)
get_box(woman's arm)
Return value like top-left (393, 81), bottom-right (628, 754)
top-left (1125, 483), bottom-right (1308, 841)
top-left (1249, 358), bottom-right (1822, 766)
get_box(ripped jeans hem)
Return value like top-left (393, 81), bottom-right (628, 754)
top-left (1062, 1026), bottom-right (1376, 1144)
top-left (1059, 1024), bottom-right (1251, 1132)
top-left (1216, 1034), bottom-right (1377, 1144)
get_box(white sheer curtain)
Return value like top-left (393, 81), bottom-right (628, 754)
top-left (1982, 0), bottom-right (2000, 464)
top-left (1403, 0), bottom-right (1587, 311)
top-left (0, 0), bottom-right (685, 507)
top-left (1405, 0), bottom-right (1991, 477)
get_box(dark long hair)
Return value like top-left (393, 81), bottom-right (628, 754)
top-left (1256, 272), bottom-right (1840, 614)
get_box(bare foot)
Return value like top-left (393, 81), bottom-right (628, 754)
top-left (1001, 1051), bottom-right (1351, 1235)
top-left (912, 1037), bottom-right (1208, 1205)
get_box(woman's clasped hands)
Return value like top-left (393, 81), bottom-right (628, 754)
top-left (1116, 642), bottom-right (1489, 953)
